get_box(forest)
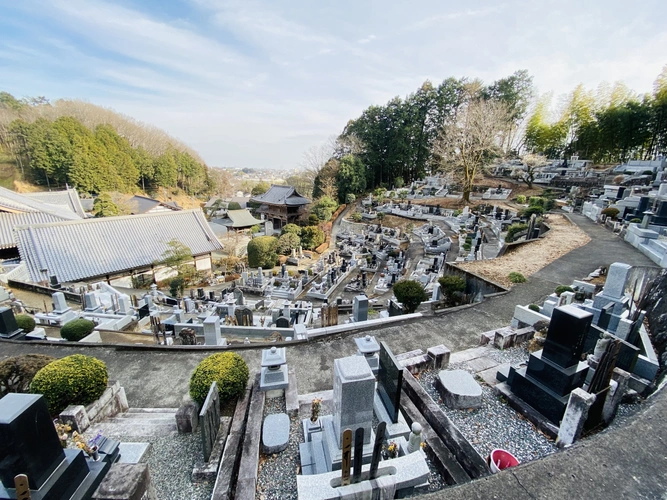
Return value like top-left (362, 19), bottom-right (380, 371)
top-left (0, 93), bottom-right (214, 196)
top-left (313, 67), bottom-right (667, 203)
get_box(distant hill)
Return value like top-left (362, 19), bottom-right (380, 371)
top-left (0, 92), bottom-right (217, 197)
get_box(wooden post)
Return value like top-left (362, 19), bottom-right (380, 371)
top-left (369, 421), bottom-right (386, 480)
top-left (352, 427), bottom-right (364, 483)
top-left (14, 474), bottom-right (30, 500)
top-left (341, 429), bottom-right (352, 486)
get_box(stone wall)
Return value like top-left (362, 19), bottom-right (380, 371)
top-left (86, 380), bottom-right (129, 424)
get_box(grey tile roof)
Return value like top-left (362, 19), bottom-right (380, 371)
top-left (23, 188), bottom-right (87, 218)
top-left (0, 212), bottom-right (70, 249)
top-left (0, 186), bottom-right (81, 220)
top-left (15, 209), bottom-right (223, 283)
top-left (226, 209), bottom-right (263, 228)
top-left (250, 185), bottom-right (310, 206)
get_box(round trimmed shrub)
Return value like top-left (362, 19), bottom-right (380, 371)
top-left (189, 352), bottom-right (249, 406)
top-left (555, 285), bottom-right (574, 296)
top-left (60, 318), bottom-right (96, 341)
top-left (601, 207), bottom-right (619, 219)
top-left (528, 304), bottom-right (541, 312)
top-left (630, 218), bottom-right (641, 223)
top-left (0, 354), bottom-right (55, 397)
top-left (516, 195), bottom-right (527, 204)
top-left (15, 314), bottom-right (36, 333)
top-left (30, 354), bottom-right (108, 415)
top-left (509, 272), bottom-right (527, 284)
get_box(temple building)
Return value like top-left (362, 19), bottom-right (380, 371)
top-left (250, 185), bottom-right (310, 229)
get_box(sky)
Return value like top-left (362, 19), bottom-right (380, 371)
top-left (1, 0), bottom-right (666, 169)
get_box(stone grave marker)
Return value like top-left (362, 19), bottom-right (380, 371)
top-left (199, 382), bottom-right (220, 462)
top-left (52, 292), bottom-right (70, 313)
top-left (0, 307), bottom-right (21, 339)
top-left (203, 315), bottom-right (221, 346)
top-left (352, 295), bottom-right (368, 322)
top-left (332, 356), bottom-right (375, 447)
top-left (276, 316), bottom-right (290, 328)
top-left (377, 341), bottom-right (403, 423)
top-left (506, 305), bottom-right (592, 425)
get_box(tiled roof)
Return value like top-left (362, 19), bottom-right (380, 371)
top-left (250, 185), bottom-right (310, 206)
top-left (0, 186), bottom-right (81, 220)
top-left (23, 188), bottom-right (87, 218)
top-left (226, 209), bottom-right (263, 228)
top-left (0, 212), bottom-right (69, 249)
top-left (15, 209), bottom-right (223, 283)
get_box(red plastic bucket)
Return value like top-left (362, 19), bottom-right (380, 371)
top-left (489, 449), bottom-right (520, 473)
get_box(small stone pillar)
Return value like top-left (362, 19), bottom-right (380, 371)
top-left (602, 367), bottom-right (631, 425)
top-left (260, 346), bottom-right (288, 396)
top-left (407, 423), bottom-right (423, 453)
top-left (354, 335), bottom-right (380, 375)
top-left (556, 388), bottom-right (596, 448)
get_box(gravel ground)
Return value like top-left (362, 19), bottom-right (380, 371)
top-left (419, 369), bottom-right (558, 463)
top-left (144, 433), bottom-right (214, 500)
top-left (256, 396), bottom-right (300, 500)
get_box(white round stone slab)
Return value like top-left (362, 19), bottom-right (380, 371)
top-left (436, 369), bottom-right (482, 409)
top-left (262, 413), bottom-right (290, 454)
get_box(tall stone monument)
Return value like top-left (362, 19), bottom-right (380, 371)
top-left (506, 305), bottom-right (592, 425)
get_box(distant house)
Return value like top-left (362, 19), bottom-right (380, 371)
top-left (126, 195), bottom-right (182, 215)
top-left (250, 185), bottom-right (310, 229)
top-left (0, 186), bottom-right (83, 257)
top-left (14, 209), bottom-right (223, 284)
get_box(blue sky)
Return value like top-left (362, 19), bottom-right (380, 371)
top-left (1, 0), bottom-right (665, 169)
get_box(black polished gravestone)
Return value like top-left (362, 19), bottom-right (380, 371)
top-left (0, 394), bottom-right (115, 500)
top-left (377, 342), bottom-right (403, 424)
top-left (0, 307), bottom-right (21, 339)
top-left (507, 305), bottom-right (592, 425)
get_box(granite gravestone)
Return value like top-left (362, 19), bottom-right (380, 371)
top-left (332, 356), bottom-right (375, 447)
top-left (377, 341), bottom-right (403, 424)
top-left (0, 307), bottom-right (21, 339)
top-left (352, 295), bottom-right (368, 322)
top-left (507, 305), bottom-right (592, 425)
top-left (0, 394), bottom-right (113, 500)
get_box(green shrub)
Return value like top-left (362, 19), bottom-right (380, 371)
top-left (30, 354), bottom-right (108, 415)
top-left (308, 214), bottom-right (320, 225)
top-left (0, 354), bottom-right (55, 397)
top-left (345, 193), bottom-right (356, 204)
top-left (438, 275), bottom-right (466, 304)
top-left (509, 272), bottom-right (527, 284)
top-left (227, 201), bottom-right (242, 210)
top-left (170, 276), bottom-right (185, 298)
top-left (521, 205), bottom-right (545, 218)
top-left (281, 223), bottom-right (302, 236)
top-left (247, 236), bottom-right (279, 268)
top-left (392, 280), bottom-right (428, 313)
top-left (60, 319), bottom-right (96, 341)
top-left (301, 226), bottom-right (325, 250)
top-left (277, 233), bottom-right (301, 255)
top-left (352, 212), bottom-right (362, 223)
top-left (463, 243), bottom-right (472, 251)
top-left (15, 314), bottom-right (36, 333)
top-left (189, 352), bottom-right (249, 406)
top-left (529, 196), bottom-right (545, 207)
top-left (630, 218), bottom-right (641, 223)
top-left (251, 224), bottom-right (261, 234)
top-left (505, 223), bottom-right (529, 243)
top-left (528, 304), bottom-right (541, 312)
top-left (516, 195), bottom-right (527, 204)
top-left (601, 207), bottom-right (619, 219)
top-left (555, 285), bottom-right (574, 296)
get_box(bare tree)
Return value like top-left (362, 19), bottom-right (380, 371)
top-left (434, 99), bottom-right (512, 202)
top-left (512, 153), bottom-right (547, 188)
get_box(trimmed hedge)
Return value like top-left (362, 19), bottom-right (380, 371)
top-left (60, 318), bottom-right (96, 341)
top-left (601, 207), bottom-right (620, 219)
top-left (189, 352), bottom-right (249, 406)
top-left (392, 280), bottom-right (428, 313)
top-left (0, 354), bottom-right (55, 397)
top-left (15, 314), bottom-right (36, 333)
top-left (505, 223), bottom-right (528, 243)
top-left (247, 236), bottom-right (279, 268)
top-left (30, 354), bottom-right (108, 415)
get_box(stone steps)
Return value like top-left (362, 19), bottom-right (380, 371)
top-left (89, 408), bottom-right (177, 438)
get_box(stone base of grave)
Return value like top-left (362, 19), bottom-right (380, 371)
top-left (322, 415), bottom-right (375, 472)
top-left (296, 450), bottom-right (430, 500)
top-left (505, 366), bottom-right (570, 425)
top-left (262, 413), bottom-right (290, 454)
top-left (260, 365), bottom-right (289, 392)
top-left (373, 393), bottom-right (410, 440)
top-left (494, 382), bottom-right (559, 439)
top-left (436, 370), bottom-right (482, 409)
top-left (93, 463), bottom-right (156, 500)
